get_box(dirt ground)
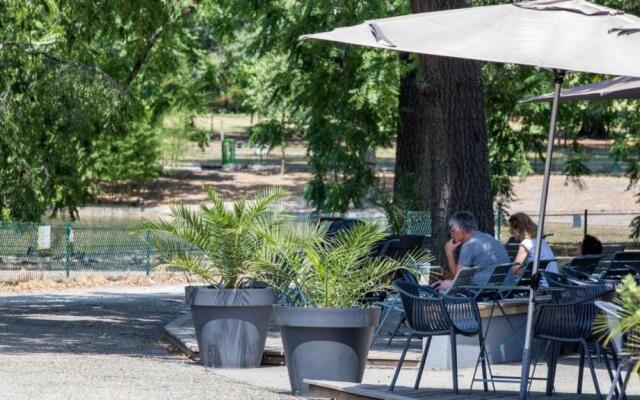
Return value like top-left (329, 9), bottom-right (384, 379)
top-left (93, 168), bottom-right (638, 215)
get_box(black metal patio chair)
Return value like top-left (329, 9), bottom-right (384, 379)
top-left (532, 282), bottom-right (613, 399)
top-left (389, 281), bottom-right (489, 394)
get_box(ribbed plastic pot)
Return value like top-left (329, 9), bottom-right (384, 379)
top-left (272, 306), bottom-right (380, 394)
top-left (185, 286), bottom-right (276, 368)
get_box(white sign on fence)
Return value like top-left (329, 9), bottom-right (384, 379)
top-left (37, 225), bottom-right (51, 250)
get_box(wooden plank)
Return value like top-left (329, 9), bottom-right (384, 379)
top-left (305, 380), bottom-right (640, 400)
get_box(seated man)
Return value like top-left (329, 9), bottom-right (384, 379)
top-left (434, 211), bottom-right (511, 292)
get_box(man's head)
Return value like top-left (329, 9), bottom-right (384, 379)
top-left (448, 211), bottom-right (478, 243)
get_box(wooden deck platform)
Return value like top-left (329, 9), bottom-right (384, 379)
top-left (305, 380), bottom-right (640, 400)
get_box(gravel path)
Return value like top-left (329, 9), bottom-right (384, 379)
top-left (0, 285), bottom-right (295, 400)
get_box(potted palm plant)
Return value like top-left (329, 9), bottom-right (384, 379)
top-left (138, 187), bottom-right (288, 368)
top-left (251, 221), bottom-right (430, 394)
top-left (600, 275), bottom-right (640, 372)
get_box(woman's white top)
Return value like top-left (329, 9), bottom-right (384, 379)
top-left (520, 238), bottom-right (558, 274)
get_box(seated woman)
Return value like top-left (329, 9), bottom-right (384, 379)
top-left (508, 212), bottom-right (558, 279)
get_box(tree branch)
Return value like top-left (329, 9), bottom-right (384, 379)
top-left (122, 2), bottom-right (199, 89)
top-left (24, 49), bottom-right (122, 89)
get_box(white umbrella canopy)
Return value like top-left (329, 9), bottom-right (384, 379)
top-left (302, 0), bottom-right (640, 78)
top-left (302, 0), bottom-right (640, 398)
top-left (524, 75), bottom-right (640, 102)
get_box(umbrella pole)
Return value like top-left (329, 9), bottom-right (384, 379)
top-left (519, 69), bottom-right (565, 400)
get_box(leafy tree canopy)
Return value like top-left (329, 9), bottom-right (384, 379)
top-left (0, 0), bottom-right (220, 220)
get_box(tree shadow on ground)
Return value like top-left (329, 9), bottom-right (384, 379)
top-left (0, 290), bottom-right (188, 357)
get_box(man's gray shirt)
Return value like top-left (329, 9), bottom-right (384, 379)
top-left (458, 231), bottom-right (511, 286)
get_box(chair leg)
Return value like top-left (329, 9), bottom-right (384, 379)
top-left (478, 333), bottom-right (489, 392)
top-left (607, 362), bottom-right (625, 400)
top-left (546, 342), bottom-right (560, 396)
top-left (581, 340), bottom-right (603, 400)
top-left (450, 331), bottom-right (459, 395)
top-left (414, 336), bottom-right (431, 390)
top-left (545, 341), bottom-right (557, 396)
top-left (389, 334), bottom-right (413, 392)
top-left (387, 315), bottom-right (406, 346)
top-left (609, 346), bottom-right (626, 400)
top-left (620, 361), bottom-right (632, 400)
top-left (371, 305), bottom-right (392, 348)
top-left (601, 346), bottom-right (619, 400)
top-left (578, 344), bottom-right (585, 394)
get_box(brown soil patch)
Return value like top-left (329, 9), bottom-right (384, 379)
top-left (0, 273), bottom-right (190, 294)
top-left (96, 169), bottom-right (310, 206)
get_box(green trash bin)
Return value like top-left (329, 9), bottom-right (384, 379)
top-left (221, 139), bottom-right (236, 169)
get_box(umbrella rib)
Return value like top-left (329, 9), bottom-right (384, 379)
top-left (368, 23), bottom-right (396, 48)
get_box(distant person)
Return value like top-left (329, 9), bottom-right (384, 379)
top-left (433, 211), bottom-right (510, 292)
top-left (577, 234), bottom-right (603, 256)
top-left (508, 212), bottom-right (558, 278)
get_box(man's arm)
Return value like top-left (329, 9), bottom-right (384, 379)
top-left (444, 239), bottom-right (462, 278)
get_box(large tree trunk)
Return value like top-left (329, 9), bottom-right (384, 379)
top-left (395, 0), bottom-right (494, 264)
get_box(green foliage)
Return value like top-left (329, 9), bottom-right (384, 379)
top-left (248, 120), bottom-right (288, 151)
top-left (252, 221), bottom-right (431, 308)
top-left (609, 276), bottom-right (640, 371)
top-left (217, 0), bottom-right (408, 212)
top-left (91, 124), bottom-right (162, 185)
top-left (0, 0), bottom-right (221, 220)
top-left (137, 186), bottom-right (290, 289)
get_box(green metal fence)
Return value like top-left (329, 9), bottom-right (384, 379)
top-left (0, 211), bottom-right (637, 281)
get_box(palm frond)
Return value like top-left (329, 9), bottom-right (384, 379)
top-left (251, 220), bottom-right (434, 308)
top-left (133, 187), bottom-right (289, 288)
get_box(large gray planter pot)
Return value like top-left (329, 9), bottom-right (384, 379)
top-left (272, 306), bottom-right (380, 394)
top-left (185, 286), bottom-right (276, 368)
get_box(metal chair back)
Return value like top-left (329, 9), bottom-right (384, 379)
top-left (445, 267), bottom-right (477, 296)
top-left (567, 254), bottom-right (604, 275)
top-left (394, 281), bottom-right (450, 334)
top-left (505, 242), bottom-right (520, 262)
top-left (535, 284), bottom-right (611, 340)
top-left (385, 235), bottom-right (427, 260)
top-left (473, 262), bottom-right (512, 300)
top-left (517, 258), bottom-right (555, 287)
top-left (594, 251), bottom-right (640, 280)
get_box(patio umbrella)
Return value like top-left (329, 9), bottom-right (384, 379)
top-left (301, 1), bottom-right (640, 397)
top-left (523, 76), bottom-right (640, 102)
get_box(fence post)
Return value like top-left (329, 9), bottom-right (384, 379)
top-left (65, 223), bottom-right (71, 278)
top-left (583, 209), bottom-right (588, 238)
top-left (495, 209), bottom-right (502, 241)
top-left (145, 230), bottom-right (151, 276)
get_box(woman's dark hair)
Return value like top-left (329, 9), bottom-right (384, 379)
top-left (581, 234), bottom-right (603, 255)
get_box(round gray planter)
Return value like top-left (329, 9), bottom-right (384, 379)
top-left (185, 286), bottom-right (276, 368)
top-left (272, 306), bottom-right (380, 394)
